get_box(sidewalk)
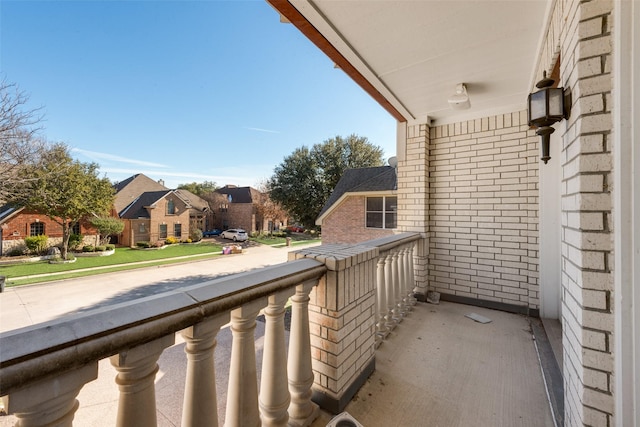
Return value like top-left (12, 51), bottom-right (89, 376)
top-left (0, 241), bottom-right (320, 333)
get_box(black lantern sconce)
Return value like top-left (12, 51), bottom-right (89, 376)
top-left (527, 71), bottom-right (571, 163)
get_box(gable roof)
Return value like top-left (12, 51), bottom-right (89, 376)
top-left (174, 189), bottom-right (209, 213)
top-left (114, 174), bottom-right (168, 214)
top-left (317, 166), bottom-right (397, 223)
top-left (0, 204), bottom-right (24, 224)
top-left (119, 190), bottom-right (174, 219)
top-left (215, 185), bottom-right (257, 204)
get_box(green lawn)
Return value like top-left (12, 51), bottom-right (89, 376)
top-left (252, 233), bottom-right (321, 246)
top-left (0, 242), bottom-right (223, 286)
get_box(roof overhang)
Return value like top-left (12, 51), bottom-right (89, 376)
top-left (268, 0), bottom-right (551, 125)
top-left (316, 189), bottom-right (396, 226)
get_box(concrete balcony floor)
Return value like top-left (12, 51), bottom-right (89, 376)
top-left (0, 301), bottom-right (554, 427)
top-left (314, 301), bottom-right (555, 427)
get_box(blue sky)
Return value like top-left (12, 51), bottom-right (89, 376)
top-left (0, 0), bottom-right (397, 189)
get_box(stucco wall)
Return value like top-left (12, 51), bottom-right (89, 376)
top-left (321, 195), bottom-right (395, 245)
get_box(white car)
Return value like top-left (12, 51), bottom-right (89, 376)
top-left (220, 229), bottom-right (248, 242)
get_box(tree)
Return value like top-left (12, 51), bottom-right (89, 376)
top-left (268, 134), bottom-right (384, 228)
top-left (11, 144), bottom-right (115, 259)
top-left (253, 180), bottom-right (288, 233)
top-left (0, 79), bottom-right (47, 202)
top-left (177, 180), bottom-right (218, 197)
top-left (90, 216), bottom-right (125, 245)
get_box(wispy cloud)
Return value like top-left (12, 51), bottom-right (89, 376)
top-left (246, 127), bottom-right (280, 134)
top-left (71, 148), bottom-right (168, 168)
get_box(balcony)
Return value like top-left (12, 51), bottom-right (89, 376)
top-left (0, 233), bottom-right (555, 426)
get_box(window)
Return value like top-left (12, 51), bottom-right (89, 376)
top-left (159, 224), bottom-right (168, 239)
top-left (71, 222), bottom-right (81, 235)
top-left (139, 222), bottom-right (146, 233)
top-left (366, 196), bottom-right (397, 229)
top-left (174, 223), bottom-right (182, 238)
top-left (167, 199), bottom-right (176, 215)
top-left (30, 222), bottom-right (45, 236)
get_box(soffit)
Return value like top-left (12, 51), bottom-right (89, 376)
top-left (279, 0), bottom-right (550, 124)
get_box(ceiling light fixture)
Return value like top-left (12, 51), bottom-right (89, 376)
top-left (448, 83), bottom-right (471, 110)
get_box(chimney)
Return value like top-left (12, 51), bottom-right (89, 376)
top-left (158, 179), bottom-right (165, 187)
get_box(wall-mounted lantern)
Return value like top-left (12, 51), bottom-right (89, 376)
top-left (527, 71), bottom-right (571, 163)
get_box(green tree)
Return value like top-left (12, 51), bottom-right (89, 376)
top-left (90, 216), bottom-right (125, 245)
top-left (11, 144), bottom-right (115, 259)
top-left (268, 134), bottom-right (384, 228)
top-left (177, 180), bottom-right (218, 197)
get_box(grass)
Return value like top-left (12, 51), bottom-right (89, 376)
top-left (0, 242), bottom-right (223, 286)
top-left (251, 233), bottom-right (321, 246)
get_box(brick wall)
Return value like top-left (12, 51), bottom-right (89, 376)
top-left (321, 195), bottom-right (395, 245)
top-left (1, 211), bottom-right (98, 254)
top-left (428, 112), bottom-right (540, 310)
top-left (214, 203), bottom-right (256, 233)
top-left (545, 0), bottom-right (615, 425)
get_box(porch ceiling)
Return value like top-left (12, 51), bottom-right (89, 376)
top-left (269, 0), bottom-right (551, 124)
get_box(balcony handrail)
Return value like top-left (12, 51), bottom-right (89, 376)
top-left (0, 257), bottom-right (326, 395)
top-left (361, 232), bottom-right (421, 252)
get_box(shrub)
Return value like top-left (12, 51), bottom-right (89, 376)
top-left (95, 245), bottom-right (107, 252)
top-left (190, 228), bottom-right (203, 242)
top-left (165, 236), bottom-right (179, 245)
top-left (154, 241), bottom-right (164, 248)
top-left (83, 245), bottom-right (95, 252)
top-left (6, 247), bottom-right (25, 257)
top-left (25, 235), bottom-right (48, 255)
top-left (136, 241), bottom-right (151, 248)
top-left (69, 233), bottom-right (83, 250)
top-left (105, 244), bottom-right (115, 251)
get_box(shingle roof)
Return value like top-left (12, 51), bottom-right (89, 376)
top-left (113, 174), bottom-right (168, 214)
top-left (215, 186), bottom-right (255, 204)
top-left (119, 190), bottom-right (171, 219)
top-left (0, 204), bottom-right (23, 223)
top-left (174, 189), bottom-right (209, 212)
top-left (317, 166), bottom-right (397, 219)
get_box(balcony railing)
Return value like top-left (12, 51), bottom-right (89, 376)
top-left (0, 233), bottom-right (420, 426)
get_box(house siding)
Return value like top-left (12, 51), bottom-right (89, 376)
top-left (427, 112), bottom-right (540, 310)
top-left (321, 196), bottom-right (395, 244)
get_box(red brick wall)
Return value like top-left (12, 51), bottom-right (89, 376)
top-left (321, 195), bottom-right (394, 244)
top-left (214, 203), bottom-right (256, 233)
top-left (1, 211), bottom-right (97, 240)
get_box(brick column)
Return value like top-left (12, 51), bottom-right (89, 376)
top-left (396, 120), bottom-right (430, 298)
top-left (289, 244), bottom-right (378, 414)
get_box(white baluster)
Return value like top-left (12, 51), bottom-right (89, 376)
top-left (225, 302), bottom-right (263, 427)
top-left (288, 281), bottom-right (320, 427)
top-left (375, 256), bottom-right (389, 343)
top-left (408, 244), bottom-right (418, 305)
top-left (3, 363), bottom-right (98, 427)
top-left (391, 251), bottom-right (404, 322)
top-left (384, 253), bottom-right (398, 329)
top-left (400, 247), bottom-right (412, 312)
top-left (181, 314), bottom-right (229, 427)
top-left (259, 292), bottom-right (292, 427)
top-left (110, 334), bottom-right (175, 427)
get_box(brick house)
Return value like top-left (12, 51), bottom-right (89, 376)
top-left (213, 185), bottom-right (286, 234)
top-left (0, 205), bottom-right (98, 256)
top-left (269, 0), bottom-right (639, 425)
top-left (316, 166), bottom-right (397, 244)
top-left (114, 174), bottom-right (214, 246)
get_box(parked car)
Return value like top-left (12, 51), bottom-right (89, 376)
top-left (286, 225), bottom-right (305, 233)
top-left (202, 229), bottom-right (222, 237)
top-left (220, 229), bottom-right (248, 242)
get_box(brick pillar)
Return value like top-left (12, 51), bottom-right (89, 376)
top-left (396, 120), bottom-right (430, 298)
top-left (289, 244), bottom-right (379, 414)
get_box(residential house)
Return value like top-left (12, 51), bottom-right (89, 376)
top-left (114, 174), bottom-right (213, 246)
top-left (0, 205), bottom-right (98, 256)
top-left (213, 185), bottom-right (285, 233)
top-left (316, 166), bottom-right (397, 244)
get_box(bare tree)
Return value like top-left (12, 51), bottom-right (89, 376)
top-left (0, 79), bottom-right (47, 202)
